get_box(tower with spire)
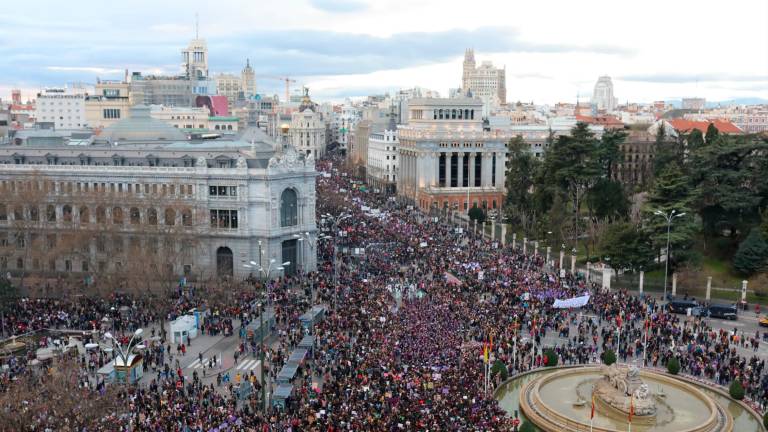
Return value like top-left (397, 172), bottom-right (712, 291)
top-left (241, 58), bottom-right (256, 98)
top-left (462, 48), bottom-right (476, 92)
top-left (181, 15), bottom-right (208, 79)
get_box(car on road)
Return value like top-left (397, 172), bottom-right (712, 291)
top-left (759, 316), bottom-right (768, 327)
top-left (666, 299), bottom-right (699, 314)
top-left (706, 304), bottom-right (738, 320)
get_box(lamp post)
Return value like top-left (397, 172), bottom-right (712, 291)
top-left (323, 213), bottom-right (352, 308)
top-left (103, 328), bottom-right (143, 384)
top-left (244, 259), bottom-right (290, 308)
top-left (653, 209), bottom-right (686, 303)
top-left (257, 302), bottom-right (267, 413)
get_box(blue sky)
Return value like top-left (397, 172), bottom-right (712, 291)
top-left (2, 0), bottom-right (767, 103)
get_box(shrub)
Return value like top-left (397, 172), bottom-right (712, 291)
top-left (733, 228), bottom-right (768, 277)
top-left (602, 349), bottom-right (616, 366)
top-left (491, 359), bottom-right (508, 381)
top-left (667, 357), bottom-right (680, 375)
top-left (729, 379), bottom-right (745, 400)
top-left (543, 349), bottom-right (558, 367)
top-left (519, 420), bottom-right (536, 432)
top-left (468, 207), bottom-right (486, 224)
top-left (763, 410), bottom-right (768, 429)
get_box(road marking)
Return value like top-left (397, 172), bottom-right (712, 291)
top-left (237, 359), bottom-right (256, 370)
top-left (186, 359), bottom-right (201, 369)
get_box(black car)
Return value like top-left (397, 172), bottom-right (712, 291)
top-left (706, 304), bottom-right (738, 320)
top-left (666, 299), bottom-right (699, 314)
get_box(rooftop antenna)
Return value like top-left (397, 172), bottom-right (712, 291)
top-left (195, 13), bottom-right (199, 39)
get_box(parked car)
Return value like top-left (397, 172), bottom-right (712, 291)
top-left (706, 303), bottom-right (738, 320)
top-left (759, 316), bottom-right (768, 327)
top-left (666, 299), bottom-right (699, 314)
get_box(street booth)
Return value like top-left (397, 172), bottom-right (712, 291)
top-left (299, 306), bottom-right (326, 331)
top-left (272, 384), bottom-right (293, 410)
top-left (170, 315), bottom-right (198, 344)
top-left (96, 362), bottom-right (115, 383)
top-left (113, 354), bottom-right (143, 384)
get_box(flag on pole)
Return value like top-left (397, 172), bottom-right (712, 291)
top-left (483, 343), bottom-right (489, 364)
top-left (490, 334), bottom-right (493, 354)
top-left (628, 395), bottom-right (634, 424)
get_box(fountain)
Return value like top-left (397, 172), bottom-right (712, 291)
top-left (496, 365), bottom-right (745, 432)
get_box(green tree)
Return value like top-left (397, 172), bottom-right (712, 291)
top-left (602, 349), bottom-right (616, 365)
top-left (519, 421), bottom-right (536, 432)
top-left (705, 122), bottom-right (720, 143)
top-left (597, 128), bottom-right (627, 179)
top-left (468, 207), bottom-right (486, 224)
top-left (687, 129), bottom-right (705, 149)
top-left (542, 122), bottom-right (601, 245)
top-left (586, 179), bottom-right (630, 221)
top-left (732, 228), bottom-right (768, 276)
top-left (643, 164), bottom-right (698, 269)
top-left (599, 222), bottom-right (654, 273)
top-left (653, 124), bottom-right (685, 177)
top-left (505, 135), bottom-right (541, 230)
top-left (729, 379), bottom-right (745, 400)
top-left (667, 357), bottom-right (680, 375)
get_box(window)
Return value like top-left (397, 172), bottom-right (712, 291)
top-left (130, 207), bottom-right (140, 225)
top-left (181, 208), bottom-right (192, 226)
top-left (147, 208), bottom-right (158, 225)
top-left (209, 185), bottom-right (237, 197)
top-left (46, 234), bottom-right (57, 249)
top-left (0, 204), bottom-right (5, 221)
top-left (82, 261), bottom-right (89, 272)
top-left (62, 205), bottom-right (73, 223)
top-left (16, 258), bottom-right (23, 270)
top-left (103, 108), bottom-right (121, 119)
top-left (209, 209), bottom-right (238, 229)
top-left (47, 205), bottom-right (56, 222)
top-left (79, 206), bottom-right (89, 224)
top-left (96, 206), bottom-right (106, 224)
top-left (13, 206), bottom-right (22, 221)
top-left (96, 236), bottom-right (106, 253)
top-left (165, 208), bottom-right (176, 226)
top-left (280, 189), bottom-right (298, 227)
top-left (112, 207), bottom-right (123, 224)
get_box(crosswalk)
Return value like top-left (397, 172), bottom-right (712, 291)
top-left (185, 358), bottom-right (262, 371)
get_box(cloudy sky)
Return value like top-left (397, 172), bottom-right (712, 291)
top-left (2, 0), bottom-right (767, 104)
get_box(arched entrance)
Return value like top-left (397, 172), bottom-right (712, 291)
top-left (281, 239), bottom-right (297, 275)
top-left (216, 246), bottom-right (233, 278)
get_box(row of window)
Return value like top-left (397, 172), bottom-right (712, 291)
top-left (209, 185), bottom-right (237, 197)
top-left (0, 204), bottom-right (193, 226)
top-left (0, 231), bottom-right (193, 254)
top-left (103, 108), bottom-right (121, 119)
top-left (0, 180), bottom-right (194, 197)
top-left (1, 256), bottom-right (193, 275)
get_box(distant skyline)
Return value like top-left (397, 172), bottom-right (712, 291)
top-left (2, 0), bottom-right (767, 104)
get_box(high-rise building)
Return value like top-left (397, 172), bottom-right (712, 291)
top-left (241, 59), bottom-right (256, 99)
top-left (461, 49), bottom-right (506, 114)
top-left (182, 38), bottom-right (208, 80)
top-left (592, 76), bottom-right (617, 113)
top-left (366, 114), bottom-right (399, 194)
top-left (682, 98), bottom-right (706, 111)
top-left (215, 73), bottom-right (242, 108)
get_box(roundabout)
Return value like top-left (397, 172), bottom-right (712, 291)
top-left (496, 365), bottom-right (765, 432)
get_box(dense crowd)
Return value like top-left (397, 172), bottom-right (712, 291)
top-left (1, 152), bottom-right (768, 431)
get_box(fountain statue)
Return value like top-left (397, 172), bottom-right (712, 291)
top-left (593, 364), bottom-right (657, 421)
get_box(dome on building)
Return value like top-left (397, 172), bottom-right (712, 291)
top-left (297, 87), bottom-right (316, 112)
top-left (97, 105), bottom-right (187, 143)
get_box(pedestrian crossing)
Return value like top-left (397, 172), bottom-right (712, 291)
top-left (185, 358), bottom-right (262, 371)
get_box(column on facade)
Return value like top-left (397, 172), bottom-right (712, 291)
top-left (468, 152), bottom-right (476, 188)
top-left (481, 152), bottom-right (491, 187)
top-left (494, 152), bottom-right (505, 189)
top-left (443, 152), bottom-right (451, 188)
top-left (457, 152), bottom-right (464, 189)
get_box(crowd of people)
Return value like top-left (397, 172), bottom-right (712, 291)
top-left (1, 152), bottom-right (768, 431)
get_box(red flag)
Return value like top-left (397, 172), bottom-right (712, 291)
top-left (628, 395), bottom-right (634, 423)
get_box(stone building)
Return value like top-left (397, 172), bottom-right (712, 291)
top-left (366, 116), bottom-right (398, 194)
top-left (397, 97), bottom-right (508, 212)
top-left (289, 89), bottom-right (327, 159)
top-left (462, 49), bottom-right (506, 114)
top-left (614, 130), bottom-right (655, 189)
top-left (0, 105), bottom-right (317, 282)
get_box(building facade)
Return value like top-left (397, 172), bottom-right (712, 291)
top-left (397, 98), bottom-right (508, 212)
top-left (592, 76), bottom-right (617, 113)
top-left (366, 117), bottom-right (398, 193)
top-left (182, 38), bottom-right (209, 80)
top-left (289, 90), bottom-right (327, 159)
top-left (85, 80), bottom-right (132, 129)
top-left (614, 130), bottom-right (655, 189)
top-left (461, 49), bottom-right (507, 113)
top-left (0, 105), bottom-right (317, 281)
top-left (241, 59), bottom-right (256, 99)
top-left (215, 73), bottom-right (242, 108)
top-left (35, 88), bottom-right (87, 130)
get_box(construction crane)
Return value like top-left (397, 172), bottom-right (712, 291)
top-left (261, 76), bottom-right (297, 108)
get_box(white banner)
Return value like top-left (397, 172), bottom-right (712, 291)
top-left (552, 294), bottom-right (590, 309)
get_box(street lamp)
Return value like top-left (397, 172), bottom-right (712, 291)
top-left (103, 328), bottom-right (143, 384)
top-left (653, 209), bottom-right (686, 303)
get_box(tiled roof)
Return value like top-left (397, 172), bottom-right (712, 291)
top-left (667, 119), bottom-right (742, 134)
